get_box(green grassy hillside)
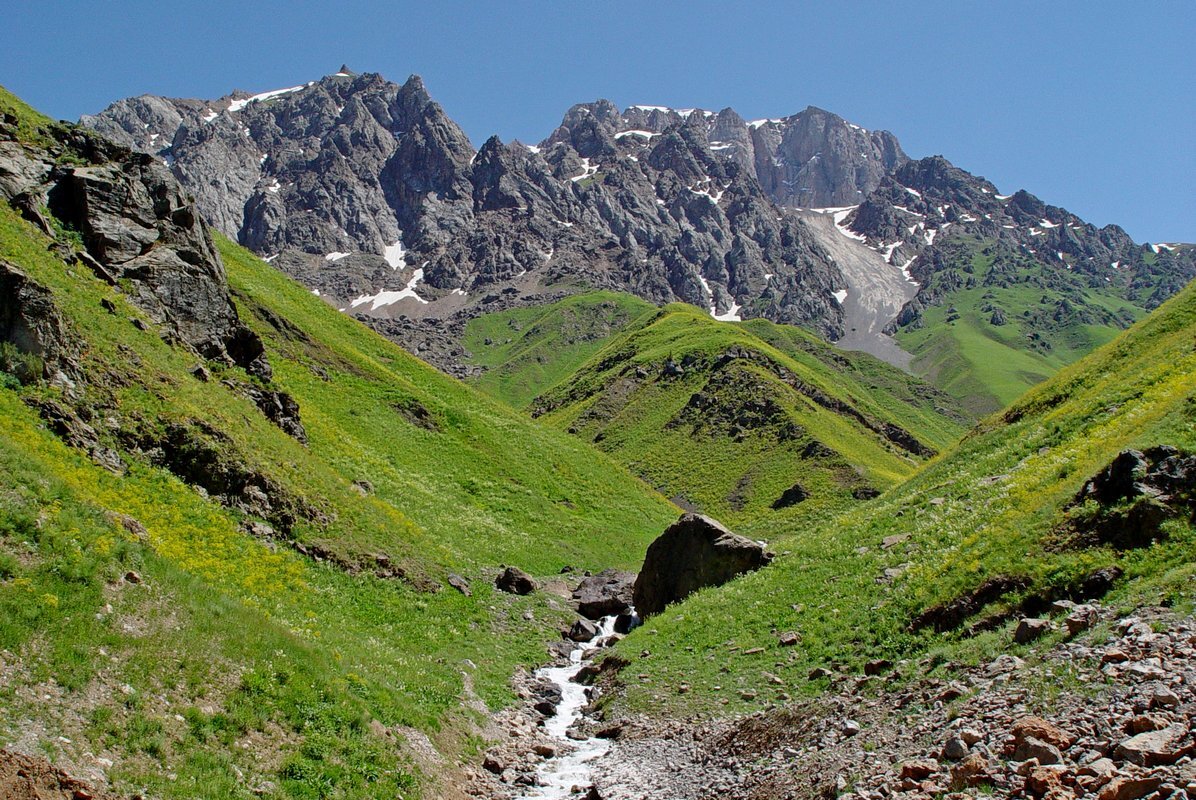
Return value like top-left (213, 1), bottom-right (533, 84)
top-left (0, 88), bottom-right (678, 796)
top-left (525, 301), bottom-right (969, 530)
top-left (604, 275), bottom-right (1196, 716)
top-left (462, 291), bottom-right (657, 409)
top-left (894, 233), bottom-right (1149, 415)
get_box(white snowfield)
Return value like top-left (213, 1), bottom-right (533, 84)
top-left (383, 239), bottom-right (406, 270)
top-left (614, 129), bottom-right (658, 140)
top-left (348, 265), bottom-right (430, 311)
top-left (227, 84), bottom-right (308, 113)
top-left (570, 158), bottom-right (599, 183)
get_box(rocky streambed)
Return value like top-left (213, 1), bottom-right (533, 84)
top-left (470, 596), bottom-right (1196, 800)
top-left (512, 615), bottom-right (623, 799)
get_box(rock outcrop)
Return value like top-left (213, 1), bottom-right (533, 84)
top-left (1058, 446), bottom-right (1196, 550)
top-left (632, 513), bottom-right (773, 616)
top-left (572, 569), bottom-right (636, 620)
top-left (0, 259), bottom-right (81, 384)
top-left (0, 116), bottom-right (271, 378)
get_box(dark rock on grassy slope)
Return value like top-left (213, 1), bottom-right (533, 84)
top-left (632, 513), bottom-right (772, 617)
top-left (0, 259), bottom-right (81, 384)
top-left (0, 111), bottom-right (270, 380)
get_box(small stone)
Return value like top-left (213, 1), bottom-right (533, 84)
top-left (1065, 605), bottom-right (1099, 635)
top-left (533, 744), bottom-right (555, 758)
top-left (123, 570), bottom-right (142, 584)
top-left (778, 631), bottom-right (801, 647)
top-left (937, 682), bottom-right (967, 702)
top-left (808, 667), bottom-right (833, 680)
top-left (1078, 758), bottom-right (1116, 779)
top-left (495, 566), bottom-right (536, 595)
top-left (941, 734), bottom-right (969, 761)
top-left (567, 619), bottom-right (598, 642)
top-left (988, 654), bottom-right (1025, 674)
top-left (950, 753), bottom-right (990, 789)
top-left (1015, 736), bottom-right (1063, 765)
top-left (1127, 714), bottom-right (1169, 733)
top-left (864, 659), bottom-right (893, 676)
top-left (1015, 617), bottom-right (1052, 644)
top-left (1025, 766), bottom-right (1065, 799)
top-left (1013, 716), bottom-right (1074, 750)
top-left (1149, 683), bottom-right (1180, 708)
top-left (1102, 648), bottom-right (1129, 664)
top-left (1115, 725), bottom-right (1189, 766)
top-left (900, 759), bottom-right (939, 780)
top-left (841, 719), bottom-right (861, 737)
top-left (960, 729), bottom-right (983, 746)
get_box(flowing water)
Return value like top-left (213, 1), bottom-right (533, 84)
top-left (514, 614), bottom-right (624, 799)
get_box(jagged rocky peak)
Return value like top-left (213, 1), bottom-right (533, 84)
top-left (544, 101), bottom-right (908, 210)
top-left (748, 106), bottom-right (906, 208)
top-left (81, 73), bottom-right (866, 356)
top-left (833, 152), bottom-right (1196, 336)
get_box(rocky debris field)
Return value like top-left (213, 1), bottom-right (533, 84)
top-left (466, 603), bottom-right (1196, 799)
top-left (0, 748), bottom-right (115, 800)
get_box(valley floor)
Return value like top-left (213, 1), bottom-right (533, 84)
top-left (471, 603), bottom-right (1196, 800)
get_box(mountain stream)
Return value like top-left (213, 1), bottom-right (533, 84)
top-left (513, 614), bottom-right (625, 799)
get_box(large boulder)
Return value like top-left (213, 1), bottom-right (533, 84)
top-left (632, 513), bottom-right (773, 617)
top-left (572, 569), bottom-right (636, 620)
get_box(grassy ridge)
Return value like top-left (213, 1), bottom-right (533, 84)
top-left (0, 184), bottom-right (677, 798)
top-left (605, 276), bottom-right (1196, 716)
top-left (527, 301), bottom-right (968, 530)
top-left (462, 291), bottom-right (657, 409)
top-left (895, 234), bottom-right (1145, 415)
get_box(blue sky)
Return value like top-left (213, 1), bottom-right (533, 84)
top-left (4, 1), bottom-right (1193, 243)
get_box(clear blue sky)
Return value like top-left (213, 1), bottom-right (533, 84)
top-left (4, 1), bottom-right (1193, 243)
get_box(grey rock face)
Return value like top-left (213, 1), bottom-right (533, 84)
top-left (83, 73), bottom-right (857, 342)
top-left (632, 513), bottom-right (773, 617)
top-left (748, 106), bottom-right (906, 208)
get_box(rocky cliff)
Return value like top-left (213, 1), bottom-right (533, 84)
top-left (83, 71), bottom-right (909, 343)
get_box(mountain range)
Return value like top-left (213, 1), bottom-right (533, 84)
top-left (84, 68), bottom-right (1194, 412)
top-left (1, 71), bottom-right (1195, 800)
